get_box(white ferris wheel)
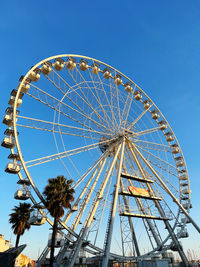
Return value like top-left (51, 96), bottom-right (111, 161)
top-left (2, 54), bottom-right (200, 267)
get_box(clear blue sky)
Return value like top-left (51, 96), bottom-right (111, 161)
top-left (1, 0), bottom-right (200, 260)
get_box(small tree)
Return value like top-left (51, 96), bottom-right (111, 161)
top-left (43, 175), bottom-right (75, 267)
top-left (9, 202), bottom-right (33, 248)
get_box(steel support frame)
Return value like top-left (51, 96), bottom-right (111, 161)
top-left (121, 190), bottom-right (140, 257)
top-left (128, 139), bottom-right (189, 266)
top-left (102, 139), bottom-right (125, 267)
top-left (67, 142), bottom-right (122, 267)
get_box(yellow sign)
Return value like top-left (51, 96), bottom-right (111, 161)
top-left (128, 186), bottom-right (149, 197)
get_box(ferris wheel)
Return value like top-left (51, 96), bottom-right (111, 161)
top-left (2, 54), bottom-right (200, 267)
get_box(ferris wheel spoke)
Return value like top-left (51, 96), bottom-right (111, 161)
top-left (26, 87), bottom-right (101, 134)
top-left (87, 67), bottom-right (114, 128)
top-left (119, 87), bottom-right (134, 130)
top-left (17, 115), bottom-right (109, 139)
top-left (133, 139), bottom-right (171, 152)
top-left (63, 66), bottom-right (111, 129)
top-left (28, 84), bottom-right (109, 134)
top-left (93, 69), bottom-right (118, 130)
top-left (150, 167), bottom-right (179, 197)
top-left (24, 140), bottom-right (105, 168)
top-left (147, 159), bottom-right (178, 179)
top-left (67, 65), bottom-right (113, 128)
top-left (127, 107), bottom-right (151, 131)
top-left (135, 144), bottom-right (177, 172)
top-left (49, 69), bottom-right (112, 130)
top-left (111, 72), bottom-right (121, 127)
top-left (134, 127), bottom-right (161, 136)
top-left (129, 140), bottom-right (200, 236)
top-left (128, 142), bottom-right (177, 199)
top-left (107, 74), bottom-right (120, 131)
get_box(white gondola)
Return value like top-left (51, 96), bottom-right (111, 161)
top-left (114, 74), bottom-right (122, 85)
top-left (134, 90), bottom-right (142, 101)
top-left (5, 153), bottom-right (21, 174)
top-left (17, 76), bottom-right (31, 93)
top-left (8, 89), bottom-right (24, 108)
top-left (182, 188), bottom-right (190, 195)
top-left (48, 232), bottom-right (64, 248)
top-left (29, 67), bottom-right (40, 82)
top-left (66, 57), bottom-right (76, 70)
top-left (179, 170), bottom-right (187, 180)
top-left (179, 174), bottom-right (187, 181)
top-left (175, 157), bottom-right (184, 167)
top-left (1, 129), bottom-right (18, 149)
top-left (181, 195), bottom-right (189, 200)
top-left (151, 110), bottom-right (159, 120)
top-left (3, 107), bottom-right (19, 126)
top-left (143, 99), bottom-right (150, 110)
top-left (91, 63), bottom-right (100, 74)
top-left (14, 179), bottom-right (31, 200)
top-left (124, 82), bottom-right (132, 92)
top-left (165, 132), bottom-right (174, 142)
top-left (29, 206), bottom-right (46, 226)
top-left (53, 58), bottom-right (65, 71)
top-left (79, 59), bottom-right (89, 71)
top-left (170, 144), bottom-right (180, 154)
top-left (159, 120), bottom-right (167, 130)
top-left (14, 189), bottom-right (29, 200)
top-left (178, 229), bottom-right (189, 238)
top-left (5, 162), bottom-right (20, 174)
top-left (181, 182), bottom-right (188, 187)
top-left (41, 61), bottom-right (52, 75)
top-left (1, 136), bottom-right (15, 149)
top-left (103, 68), bottom-right (111, 79)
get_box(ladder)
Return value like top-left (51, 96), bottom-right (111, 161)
top-left (103, 192), bottom-right (114, 252)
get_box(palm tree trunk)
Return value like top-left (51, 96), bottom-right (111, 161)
top-left (15, 234), bottom-right (20, 248)
top-left (49, 217), bottom-right (59, 267)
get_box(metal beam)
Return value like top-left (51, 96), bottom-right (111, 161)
top-left (67, 142), bottom-right (122, 267)
top-left (128, 139), bottom-right (189, 266)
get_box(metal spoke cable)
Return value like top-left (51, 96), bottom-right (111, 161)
top-left (48, 67), bottom-right (109, 128)
top-left (25, 139), bottom-right (114, 167)
top-left (68, 65), bottom-right (113, 129)
top-left (28, 83), bottom-right (108, 134)
top-left (127, 107), bottom-right (151, 130)
top-left (17, 115), bottom-right (109, 137)
top-left (64, 66), bottom-right (110, 129)
top-left (87, 67), bottom-right (114, 127)
top-left (135, 144), bottom-right (177, 173)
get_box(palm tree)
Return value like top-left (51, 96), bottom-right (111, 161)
top-left (9, 202), bottom-right (33, 248)
top-left (43, 175), bottom-right (75, 267)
